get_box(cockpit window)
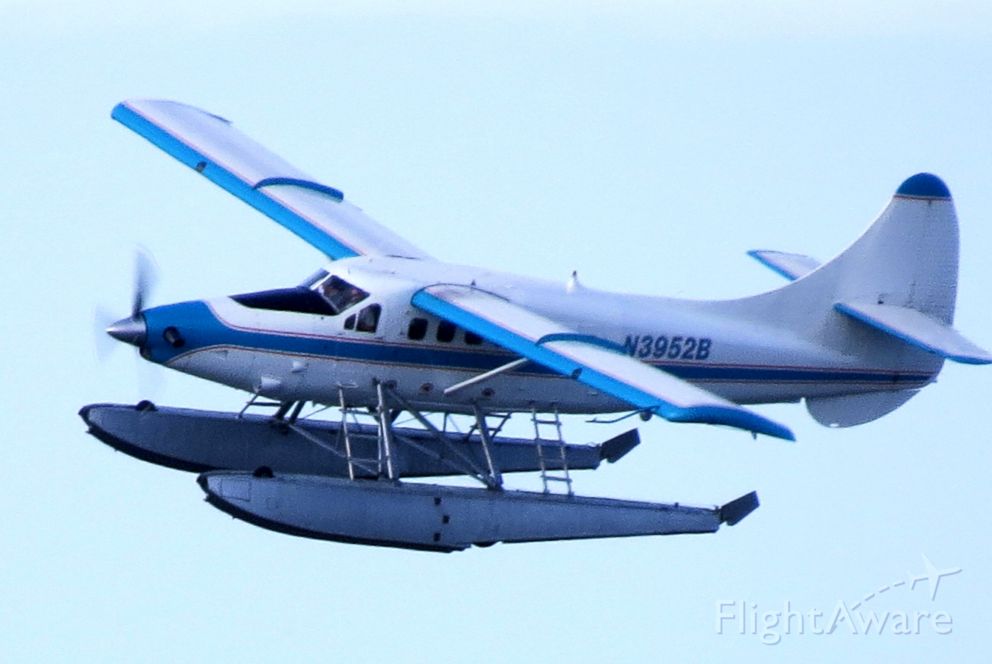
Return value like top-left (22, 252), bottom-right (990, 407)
top-left (316, 275), bottom-right (369, 314)
top-left (231, 287), bottom-right (337, 315)
top-left (300, 268), bottom-right (329, 288)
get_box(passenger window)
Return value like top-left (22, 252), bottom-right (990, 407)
top-left (408, 317), bottom-right (428, 341)
top-left (344, 314), bottom-right (356, 330)
top-left (437, 320), bottom-right (456, 343)
top-left (465, 331), bottom-right (483, 345)
top-left (356, 304), bottom-right (381, 333)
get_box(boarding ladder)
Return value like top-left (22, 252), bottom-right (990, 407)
top-left (531, 405), bottom-right (573, 496)
top-left (334, 385), bottom-right (397, 481)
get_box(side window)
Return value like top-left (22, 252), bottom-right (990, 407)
top-left (344, 314), bottom-right (356, 330)
top-left (436, 320), bottom-right (456, 343)
top-left (465, 331), bottom-right (483, 345)
top-left (356, 304), bottom-right (381, 333)
top-left (408, 317), bottom-right (428, 341)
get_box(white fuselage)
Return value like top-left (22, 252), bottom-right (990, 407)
top-left (145, 256), bottom-right (938, 414)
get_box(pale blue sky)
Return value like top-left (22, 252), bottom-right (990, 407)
top-left (2, 2), bottom-right (991, 662)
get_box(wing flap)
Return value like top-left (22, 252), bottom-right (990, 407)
top-left (413, 285), bottom-right (795, 440)
top-left (112, 99), bottom-right (430, 261)
top-left (836, 301), bottom-right (992, 364)
top-left (747, 250), bottom-right (821, 281)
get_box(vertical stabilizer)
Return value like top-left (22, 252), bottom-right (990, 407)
top-left (714, 173), bottom-right (974, 425)
top-left (728, 174), bottom-right (959, 347)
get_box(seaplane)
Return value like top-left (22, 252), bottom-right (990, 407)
top-left (81, 99), bottom-right (990, 552)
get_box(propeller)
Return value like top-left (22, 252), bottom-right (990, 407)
top-left (102, 248), bottom-right (157, 348)
top-left (93, 305), bottom-right (119, 361)
top-left (131, 248), bottom-right (156, 319)
top-left (93, 248), bottom-right (163, 394)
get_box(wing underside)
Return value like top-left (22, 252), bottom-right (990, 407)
top-left (412, 285), bottom-right (795, 440)
top-left (113, 99), bottom-right (430, 261)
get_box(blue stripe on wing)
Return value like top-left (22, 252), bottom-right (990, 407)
top-left (112, 102), bottom-right (362, 259)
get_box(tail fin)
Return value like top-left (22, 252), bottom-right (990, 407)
top-left (761, 172), bottom-right (959, 328)
top-left (826, 173), bottom-right (958, 319)
top-left (725, 173), bottom-right (988, 426)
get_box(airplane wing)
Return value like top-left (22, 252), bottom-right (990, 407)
top-left (412, 285), bottom-right (795, 440)
top-left (112, 99), bottom-right (430, 261)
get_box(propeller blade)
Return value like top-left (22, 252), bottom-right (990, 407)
top-left (95, 246), bottom-right (165, 398)
top-left (132, 247), bottom-right (158, 318)
top-left (135, 354), bottom-right (164, 400)
top-left (93, 305), bottom-right (118, 361)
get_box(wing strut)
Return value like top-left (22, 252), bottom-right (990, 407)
top-left (443, 358), bottom-right (529, 396)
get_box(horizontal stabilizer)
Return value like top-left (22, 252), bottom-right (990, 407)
top-left (836, 302), bottom-right (992, 365)
top-left (747, 250), bottom-right (821, 281)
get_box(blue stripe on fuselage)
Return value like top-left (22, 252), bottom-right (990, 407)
top-left (142, 300), bottom-right (935, 387)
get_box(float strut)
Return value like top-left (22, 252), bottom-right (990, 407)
top-left (376, 382), bottom-right (398, 481)
top-left (473, 404), bottom-right (504, 490)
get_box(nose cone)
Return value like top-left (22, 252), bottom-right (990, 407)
top-left (106, 316), bottom-right (146, 347)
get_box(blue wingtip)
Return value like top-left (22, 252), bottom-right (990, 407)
top-left (664, 405), bottom-right (795, 442)
top-left (110, 101), bottom-right (128, 121)
top-left (896, 173), bottom-right (951, 199)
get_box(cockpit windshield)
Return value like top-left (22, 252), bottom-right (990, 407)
top-left (315, 275), bottom-right (370, 314)
top-left (300, 268), bottom-right (329, 288)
